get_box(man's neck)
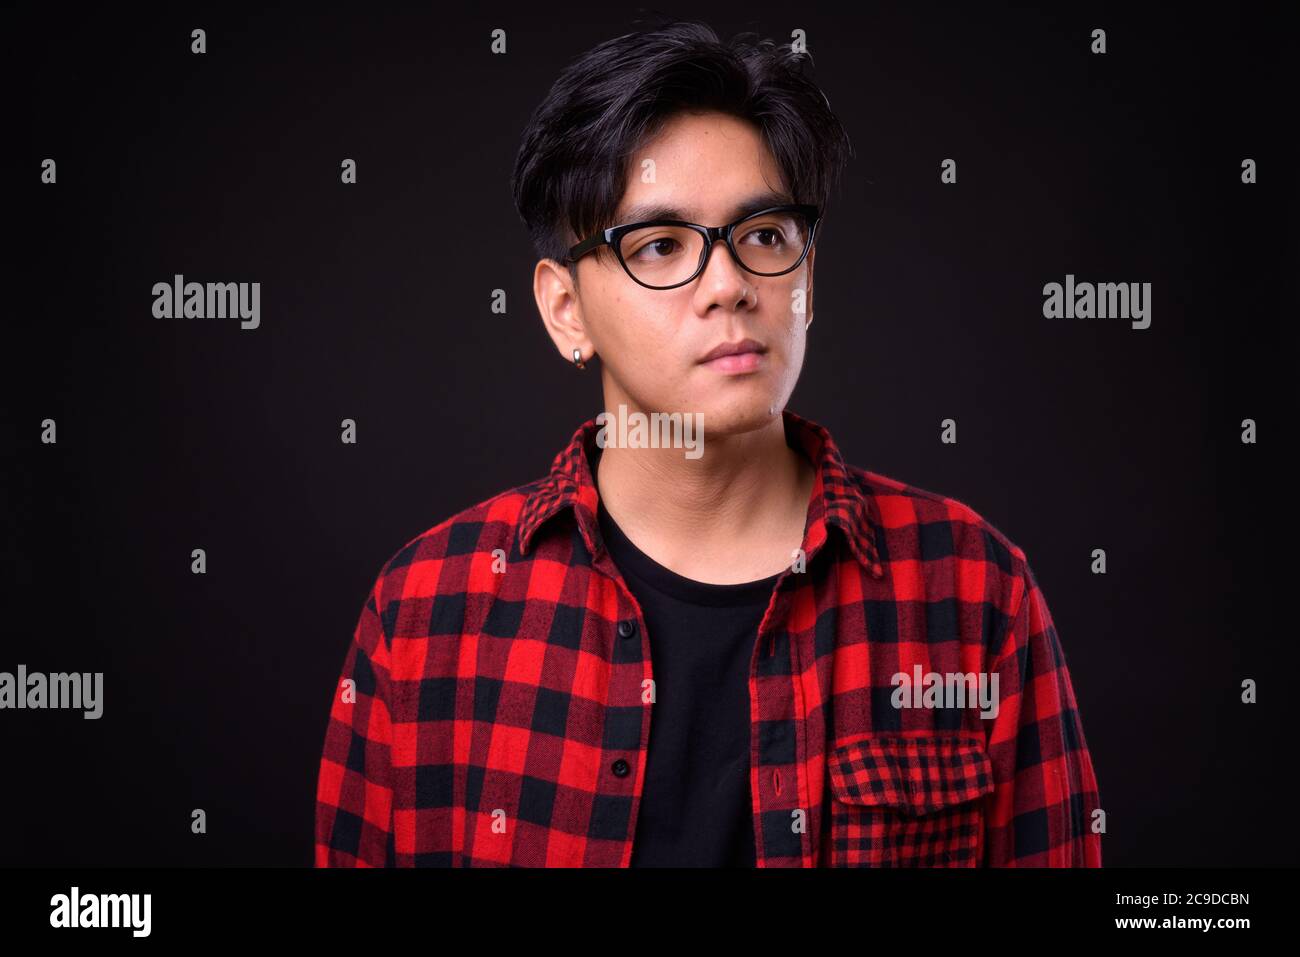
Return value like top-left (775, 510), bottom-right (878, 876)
top-left (593, 411), bottom-right (816, 584)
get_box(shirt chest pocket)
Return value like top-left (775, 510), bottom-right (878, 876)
top-left (824, 734), bottom-right (994, 867)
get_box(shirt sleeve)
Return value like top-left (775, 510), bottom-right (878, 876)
top-left (314, 577), bottom-right (396, 867)
top-left (982, 559), bottom-right (1103, 866)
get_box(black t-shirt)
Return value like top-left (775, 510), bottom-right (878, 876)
top-left (596, 498), bottom-right (780, 867)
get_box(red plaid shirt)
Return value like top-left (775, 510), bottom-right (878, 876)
top-left (315, 410), bottom-right (1102, 867)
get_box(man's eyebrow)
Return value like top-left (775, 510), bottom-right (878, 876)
top-left (616, 190), bottom-right (795, 226)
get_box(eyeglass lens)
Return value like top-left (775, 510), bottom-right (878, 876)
top-left (617, 209), bottom-right (811, 287)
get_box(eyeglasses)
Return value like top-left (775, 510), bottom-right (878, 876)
top-left (564, 203), bottom-right (821, 290)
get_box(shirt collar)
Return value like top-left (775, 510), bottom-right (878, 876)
top-left (517, 409), bottom-right (885, 579)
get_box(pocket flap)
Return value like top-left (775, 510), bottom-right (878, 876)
top-left (827, 734), bottom-right (994, 815)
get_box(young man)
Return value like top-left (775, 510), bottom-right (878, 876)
top-left (315, 20), bottom-right (1102, 867)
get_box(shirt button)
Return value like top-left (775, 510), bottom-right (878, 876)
top-left (611, 758), bottom-right (630, 777)
top-left (617, 619), bottom-right (637, 639)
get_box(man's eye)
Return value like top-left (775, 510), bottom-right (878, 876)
top-left (744, 228), bottom-right (783, 247)
top-left (630, 238), bottom-right (680, 260)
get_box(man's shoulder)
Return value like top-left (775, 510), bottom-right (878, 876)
top-left (365, 477), bottom-right (548, 603)
top-left (846, 463), bottom-right (1030, 580)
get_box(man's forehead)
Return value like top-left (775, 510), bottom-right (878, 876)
top-left (614, 188), bottom-right (794, 225)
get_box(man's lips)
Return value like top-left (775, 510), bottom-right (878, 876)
top-left (698, 338), bottom-right (768, 374)
top-left (702, 351), bottom-right (766, 373)
top-left (698, 338), bottom-right (767, 363)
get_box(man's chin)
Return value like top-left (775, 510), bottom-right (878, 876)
top-left (690, 398), bottom-right (786, 438)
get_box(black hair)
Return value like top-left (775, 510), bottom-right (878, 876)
top-left (510, 18), bottom-right (854, 282)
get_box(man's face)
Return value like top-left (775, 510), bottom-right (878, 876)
top-left (570, 110), bottom-right (814, 435)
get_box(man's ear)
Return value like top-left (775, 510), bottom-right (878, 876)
top-left (534, 257), bottom-right (594, 362)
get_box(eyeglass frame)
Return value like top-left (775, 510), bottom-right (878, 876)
top-left (563, 203), bottom-right (822, 290)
